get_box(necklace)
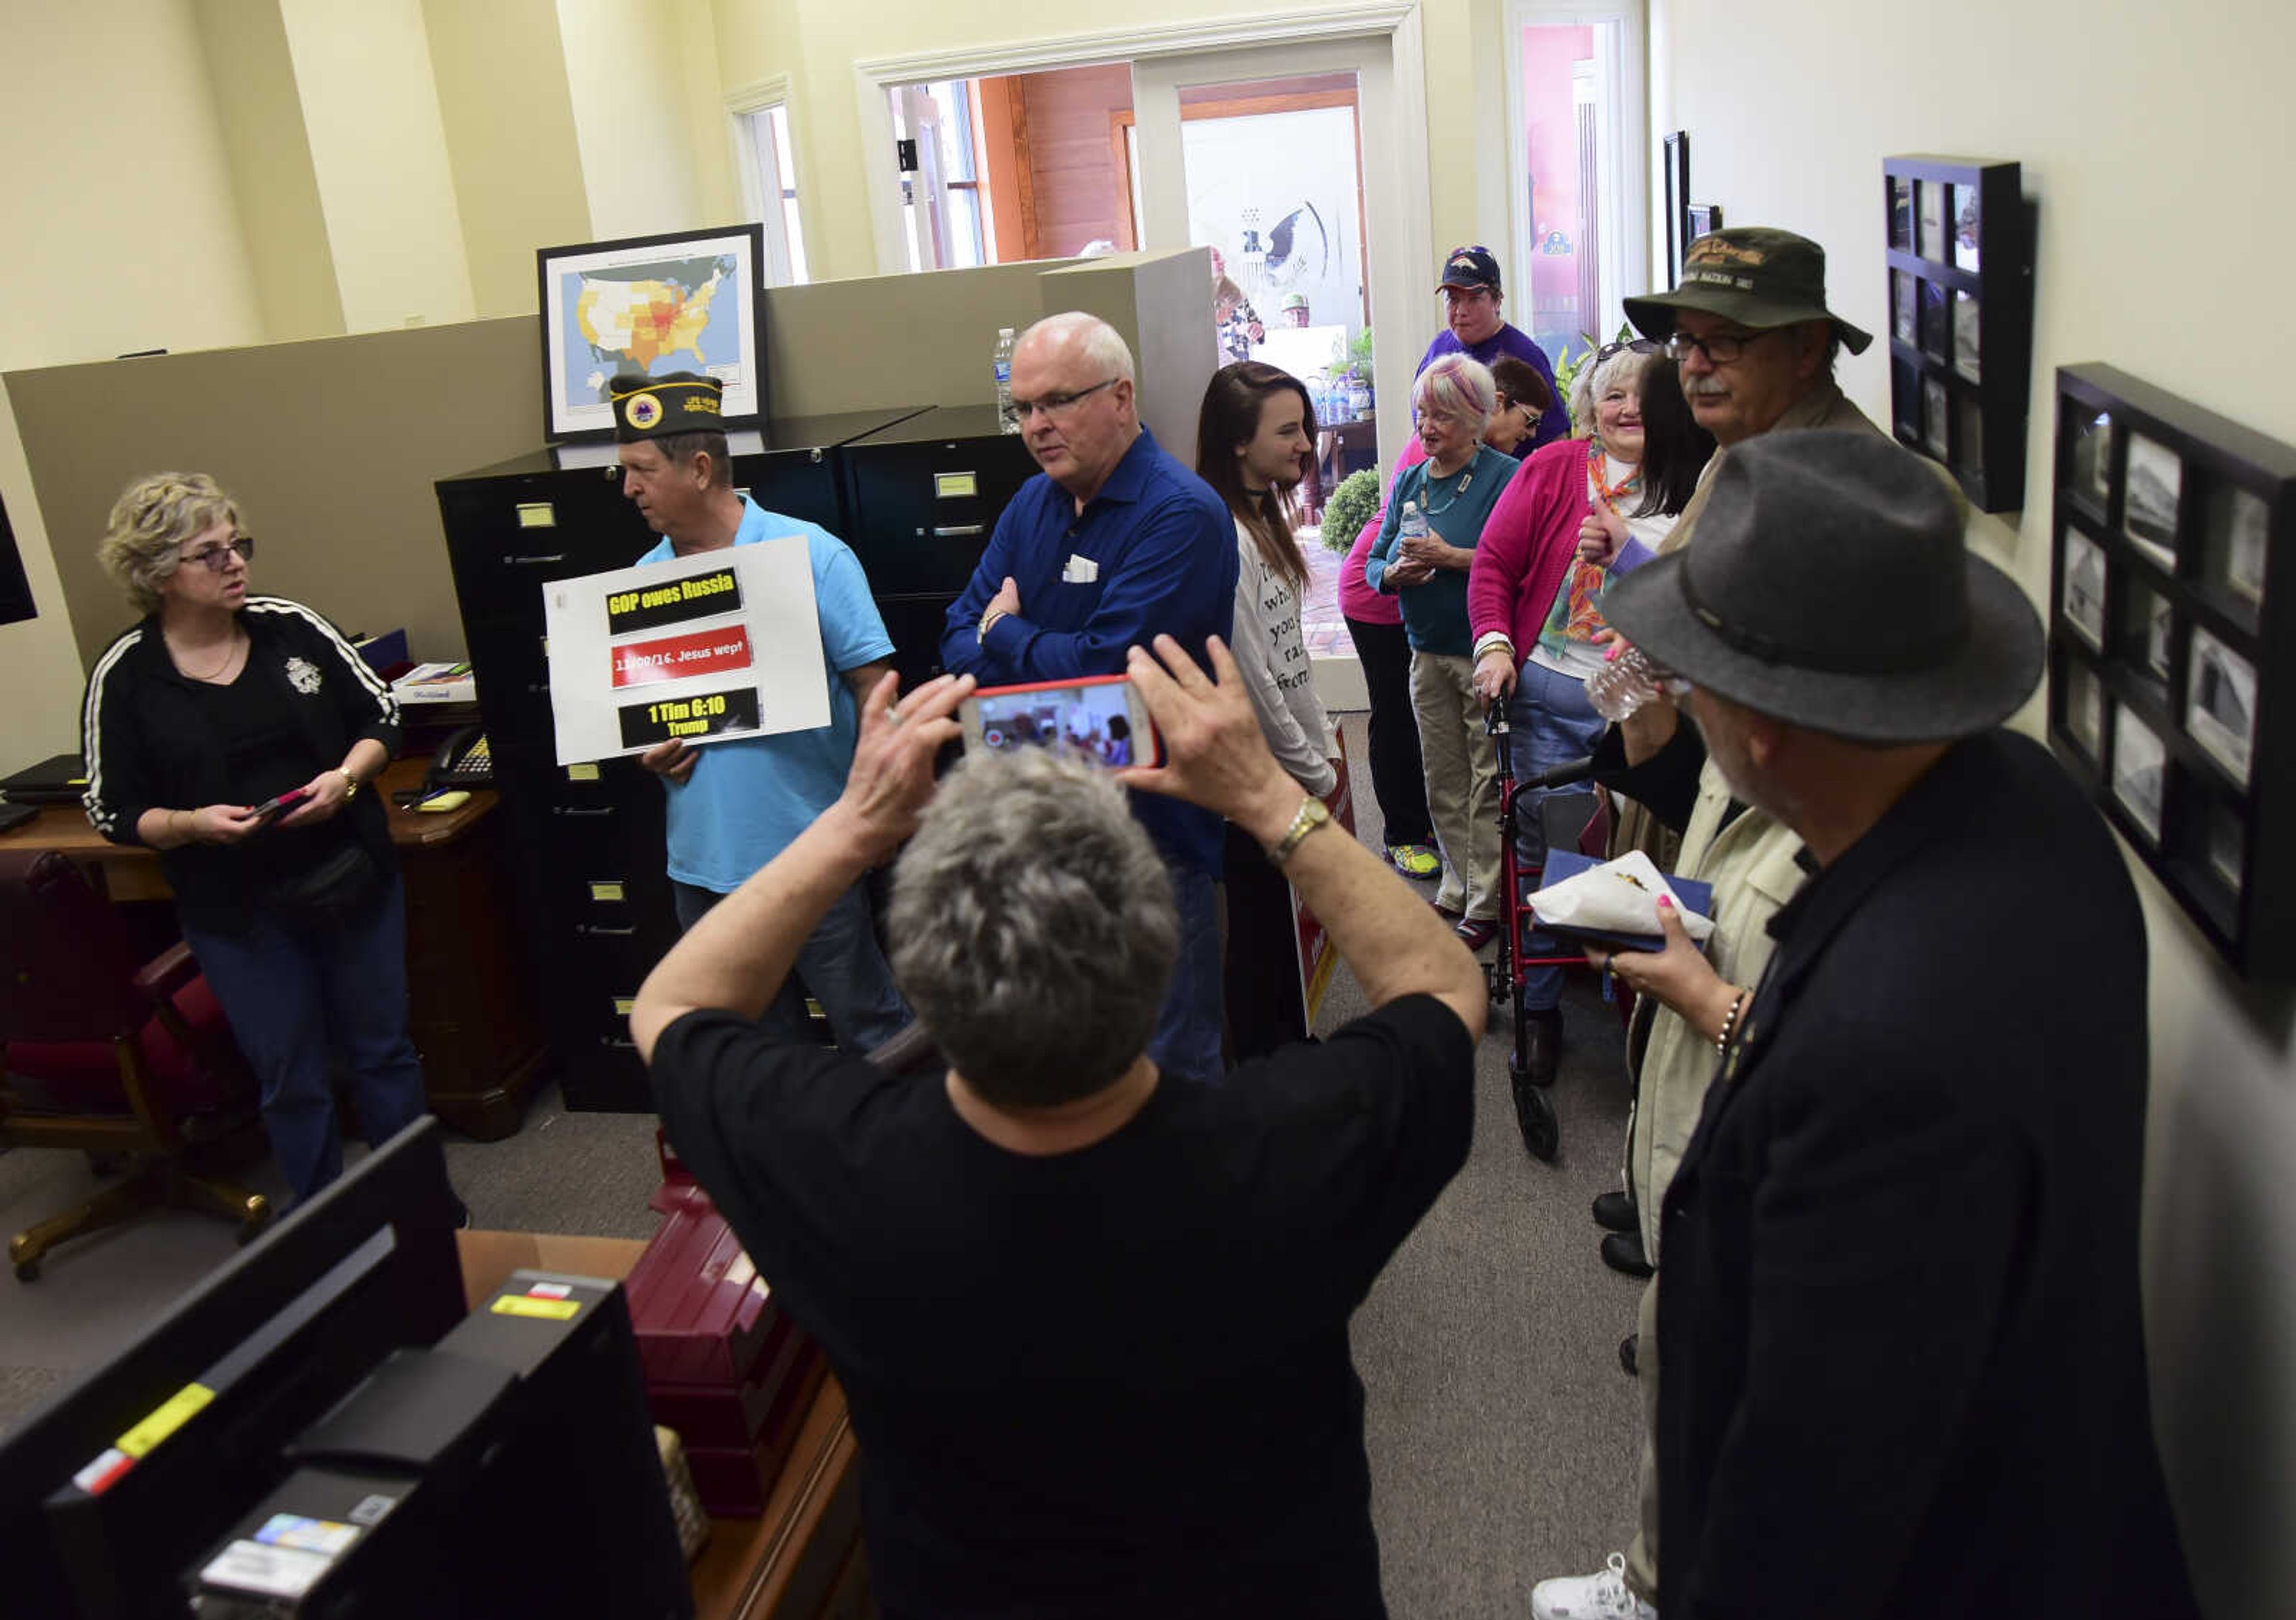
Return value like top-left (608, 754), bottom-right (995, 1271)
top-left (172, 625), bottom-right (245, 683)
top-left (1421, 461), bottom-right (1477, 516)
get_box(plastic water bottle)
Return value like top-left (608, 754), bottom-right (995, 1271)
top-left (1398, 499), bottom-right (1430, 548)
top-left (993, 328), bottom-right (1018, 433)
top-left (1584, 643), bottom-right (1664, 722)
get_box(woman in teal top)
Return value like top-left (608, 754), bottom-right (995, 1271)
top-left (1364, 353), bottom-right (1517, 947)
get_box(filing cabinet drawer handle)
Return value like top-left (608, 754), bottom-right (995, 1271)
top-left (552, 805), bottom-right (614, 818)
top-left (580, 924), bottom-right (636, 936)
top-left (932, 524), bottom-right (985, 538)
top-left (502, 552), bottom-right (568, 564)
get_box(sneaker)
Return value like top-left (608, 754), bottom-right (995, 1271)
top-left (1387, 842), bottom-right (1442, 879)
top-left (1530, 1554), bottom-right (1656, 1620)
top-left (1454, 917), bottom-right (1498, 952)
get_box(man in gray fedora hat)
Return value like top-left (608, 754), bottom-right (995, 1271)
top-left (1585, 430), bottom-right (2197, 1619)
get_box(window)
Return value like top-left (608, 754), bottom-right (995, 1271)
top-left (889, 80), bottom-right (994, 271)
top-left (1505, 3), bottom-right (1648, 371)
top-left (734, 100), bottom-right (810, 286)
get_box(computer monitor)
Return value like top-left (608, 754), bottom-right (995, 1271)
top-left (0, 1118), bottom-right (465, 1619)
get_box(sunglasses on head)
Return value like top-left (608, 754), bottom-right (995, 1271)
top-left (1593, 338), bottom-right (1660, 364)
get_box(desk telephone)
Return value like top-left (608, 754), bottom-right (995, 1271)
top-left (394, 727), bottom-right (493, 808)
top-left (429, 727), bottom-right (494, 788)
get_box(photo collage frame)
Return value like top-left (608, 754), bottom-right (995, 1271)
top-left (1884, 157), bottom-right (2031, 512)
top-left (2047, 363), bottom-right (2296, 977)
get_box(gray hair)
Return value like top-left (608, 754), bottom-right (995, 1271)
top-left (652, 429), bottom-right (732, 487)
top-left (888, 748), bottom-right (1176, 1107)
top-left (1021, 311), bottom-right (1137, 386)
top-left (1573, 347), bottom-right (1654, 449)
top-left (1413, 353), bottom-right (1495, 438)
top-left (98, 471), bottom-right (239, 613)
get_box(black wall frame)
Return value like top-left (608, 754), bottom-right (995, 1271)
top-left (1884, 155), bottom-right (2034, 513)
top-left (2047, 363), bottom-right (2296, 979)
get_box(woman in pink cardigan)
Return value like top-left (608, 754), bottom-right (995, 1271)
top-left (1463, 346), bottom-right (1712, 1078)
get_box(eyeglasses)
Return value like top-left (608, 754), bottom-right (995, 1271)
top-left (1010, 378), bottom-right (1118, 421)
top-left (179, 534), bottom-right (255, 571)
top-left (1663, 328), bottom-right (1785, 366)
top-left (1593, 338), bottom-right (1660, 364)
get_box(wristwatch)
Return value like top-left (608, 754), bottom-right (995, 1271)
top-left (1268, 796), bottom-right (1332, 865)
top-left (978, 604), bottom-right (1007, 643)
top-left (335, 767), bottom-right (361, 800)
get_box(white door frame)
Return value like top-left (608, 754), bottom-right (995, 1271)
top-left (725, 75), bottom-right (804, 286)
top-left (849, 5), bottom-right (1433, 362)
top-left (1130, 36), bottom-right (1416, 473)
top-left (1501, 1), bottom-right (1650, 359)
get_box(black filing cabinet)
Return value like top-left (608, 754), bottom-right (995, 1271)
top-left (433, 410), bottom-right (924, 1111)
top-left (839, 406), bottom-right (1041, 689)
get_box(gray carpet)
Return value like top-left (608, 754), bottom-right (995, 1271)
top-left (0, 715), bottom-right (1649, 1615)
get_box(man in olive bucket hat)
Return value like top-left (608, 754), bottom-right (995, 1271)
top-left (1582, 431), bottom-right (2199, 1620)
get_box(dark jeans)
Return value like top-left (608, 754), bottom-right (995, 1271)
top-left (1344, 615), bottom-right (1434, 848)
top-left (672, 878), bottom-right (910, 1056)
top-left (182, 876), bottom-right (430, 1206)
top-left (1149, 858), bottom-right (1225, 1084)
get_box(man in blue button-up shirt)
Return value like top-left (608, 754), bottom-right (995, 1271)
top-left (942, 313), bottom-right (1236, 1081)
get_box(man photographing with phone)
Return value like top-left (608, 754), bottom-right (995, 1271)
top-left (634, 637), bottom-right (1485, 1619)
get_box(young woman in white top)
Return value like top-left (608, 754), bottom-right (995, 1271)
top-left (1195, 362), bottom-right (1337, 796)
top-left (1195, 362), bottom-right (1342, 1061)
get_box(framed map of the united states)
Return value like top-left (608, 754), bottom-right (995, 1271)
top-left (536, 224), bottom-right (767, 442)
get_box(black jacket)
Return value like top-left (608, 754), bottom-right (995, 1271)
top-left (1656, 731), bottom-right (2197, 1619)
top-left (82, 595), bottom-right (401, 928)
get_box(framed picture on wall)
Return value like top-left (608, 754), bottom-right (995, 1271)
top-left (1686, 203), bottom-right (1723, 245)
top-left (536, 224), bottom-right (768, 443)
top-left (1883, 157), bottom-right (2032, 513)
top-left (1662, 132), bottom-right (1690, 286)
top-left (2048, 362), bottom-right (2296, 977)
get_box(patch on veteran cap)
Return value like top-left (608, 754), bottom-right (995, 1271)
top-left (610, 371), bottom-right (724, 442)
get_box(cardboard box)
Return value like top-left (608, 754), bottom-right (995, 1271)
top-left (455, 1229), bottom-right (649, 1312)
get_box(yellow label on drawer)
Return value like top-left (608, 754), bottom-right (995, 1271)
top-left (588, 881), bottom-right (625, 902)
top-left (490, 1295), bottom-right (581, 1321)
top-left (613, 997), bottom-right (636, 1016)
top-left (515, 502), bottom-right (557, 528)
top-left (933, 471), bottom-right (979, 499)
top-left (118, 1383), bottom-right (215, 1459)
top-left (566, 763), bottom-right (600, 782)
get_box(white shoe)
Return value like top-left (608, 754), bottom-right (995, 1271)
top-left (1529, 1552), bottom-right (1656, 1620)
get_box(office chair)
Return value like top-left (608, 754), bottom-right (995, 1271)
top-left (0, 849), bottom-right (270, 1279)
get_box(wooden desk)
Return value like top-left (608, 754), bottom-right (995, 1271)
top-left (0, 757), bottom-right (548, 1139)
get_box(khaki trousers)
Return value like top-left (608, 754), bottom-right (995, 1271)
top-left (1407, 650), bottom-right (1500, 920)
top-left (1626, 1273), bottom-right (1660, 1602)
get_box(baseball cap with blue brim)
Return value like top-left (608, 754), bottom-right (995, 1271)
top-left (1622, 227), bottom-right (1871, 354)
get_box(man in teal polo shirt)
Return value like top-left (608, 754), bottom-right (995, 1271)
top-left (616, 371), bottom-right (908, 1053)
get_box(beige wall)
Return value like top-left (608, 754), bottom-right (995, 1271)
top-left (423, 0), bottom-right (594, 317)
top-left (0, 0), bottom-right (266, 772)
top-left (279, 0), bottom-right (476, 332)
top-left (192, 0), bottom-right (347, 343)
top-left (1652, 0), bottom-right (2295, 1610)
top-left (558, 0), bottom-right (710, 240)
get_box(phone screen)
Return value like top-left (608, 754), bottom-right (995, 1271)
top-left (966, 678), bottom-right (1144, 768)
